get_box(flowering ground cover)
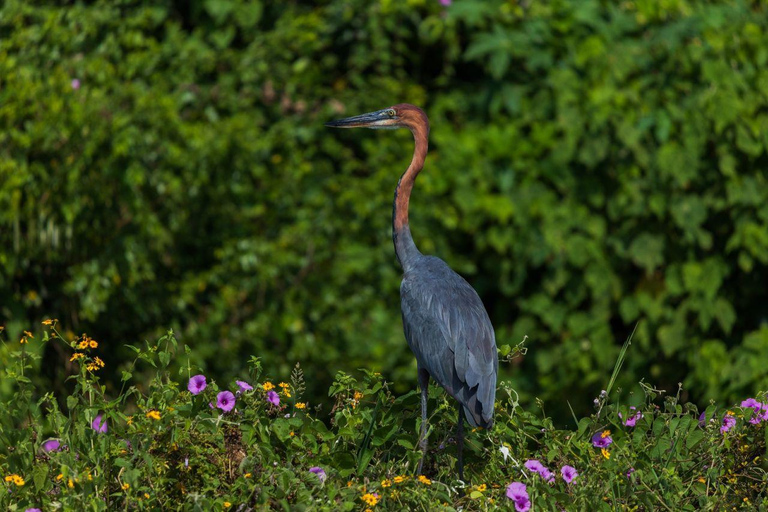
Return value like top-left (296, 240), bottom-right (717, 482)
top-left (1, 323), bottom-right (766, 510)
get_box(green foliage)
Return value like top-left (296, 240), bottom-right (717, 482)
top-left (1, 329), bottom-right (767, 510)
top-left (2, 0), bottom-right (768, 419)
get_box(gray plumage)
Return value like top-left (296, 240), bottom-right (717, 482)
top-left (400, 255), bottom-right (498, 428)
top-left (326, 103), bottom-right (498, 478)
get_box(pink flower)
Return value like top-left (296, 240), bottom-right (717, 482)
top-left (188, 374), bottom-right (207, 395)
top-left (71, 79), bottom-right (81, 90)
top-left (741, 398), bottom-right (768, 424)
top-left (267, 390), bottom-right (280, 406)
top-left (236, 380), bottom-right (253, 393)
top-left (309, 466), bottom-right (327, 483)
top-left (91, 414), bottom-right (108, 434)
top-left (439, 0), bottom-right (452, 5)
top-left (216, 391), bottom-right (236, 412)
top-left (619, 407), bottom-right (643, 427)
top-left (506, 482), bottom-right (530, 512)
top-left (524, 459), bottom-right (554, 482)
top-left (41, 439), bottom-right (61, 452)
top-left (561, 465), bottom-right (578, 483)
top-left (721, 414), bottom-right (736, 433)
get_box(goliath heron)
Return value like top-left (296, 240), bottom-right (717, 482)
top-left (326, 104), bottom-right (498, 480)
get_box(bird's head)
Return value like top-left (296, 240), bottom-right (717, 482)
top-left (325, 103), bottom-right (429, 133)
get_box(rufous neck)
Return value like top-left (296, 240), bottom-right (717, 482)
top-left (393, 126), bottom-right (428, 270)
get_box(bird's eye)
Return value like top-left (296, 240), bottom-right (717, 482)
top-left (387, 109), bottom-right (396, 117)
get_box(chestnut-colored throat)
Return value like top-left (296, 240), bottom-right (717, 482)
top-left (393, 122), bottom-right (429, 271)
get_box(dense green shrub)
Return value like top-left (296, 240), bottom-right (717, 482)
top-left (1, 0), bottom-right (768, 418)
top-left (1, 327), bottom-right (766, 510)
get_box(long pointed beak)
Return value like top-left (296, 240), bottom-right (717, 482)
top-left (325, 109), bottom-right (393, 129)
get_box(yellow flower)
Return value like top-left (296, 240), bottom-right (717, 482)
top-left (289, 431), bottom-right (295, 437)
top-left (127, 416), bottom-right (133, 426)
top-left (146, 410), bottom-right (161, 421)
top-left (70, 353), bottom-right (85, 361)
top-left (244, 473), bottom-right (252, 478)
top-left (94, 356), bottom-right (105, 367)
top-left (144, 493), bottom-right (150, 499)
top-left (476, 484), bottom-right (487, 492)
top-left (56, 473), bottom-right (64, 481)
top-left (283, 390), bottom-right (292, 398)
top-left (24, 330), bottom-right (34, 338)
top-left (42, 319), bottom-right (55, 326)
top-left (381, 479), bottom-right (391, 488)
top-left (295, 402), bottom-right (306, 409)
top-left (698, 477), bottom-right (706, 483)
top-left (224, 502), bottom-right (232, 508)
top-left (89, 339), bottom-right (98, 348)
top-left (122, 482), bottom-right (130, 491)
top-left (263, 382), bottom-right (275, 391)
top-left (361, 493), bottom-right (379, 506)
top-left (68, 478), bottom-right (74, 488)
top-left (601, 448), bottom-right (611, 459)
top-left (20, 335), bottom-right (29, 344)
top-left (278, 382), bottom-right (289, 389)
top-left (417, 475), bottom-right (432, 485)
top-left (78, 341), bottom-right (89, 349)
top-left (601, 430), bottom-right (611, 438)
top-left (393, 476), bottom-right (407, 484)
top-left (353, 391), bottom-right (363, 401)
top-left (0, 326), bottom-right (4, 332)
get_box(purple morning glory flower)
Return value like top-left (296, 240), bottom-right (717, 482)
top-left (506, 482), bottom-right (530, 512)
top-left (721, 414), bottom-right (736, 433)
top-left (71, 79), bottom-right (80, 90)
top-left (188, 374), bottom-right (207, 395)
top-left (524, 459), bottom-right (554, 482)
top-left (42, 439), bottom-right (61, 452)
top-left (561, 465), bottom-right (578, 483)
top-left (25, 508), bottom-right (43, 512)
top-left (741, 398), bottom-right (768, 424)
top-left (309, 466), bottom-right (327, 483)
top-left (236, 380), bottom-right (253, 393)
top-left (439, 0), bottom-right (451, 5)
top-left (91, 414), bottom-right (108, 434)
top-left (619, 407), bottom-right (643, 427)
top-left (524, 459), bottom-right (545, 473)
top-left (216, 391), bottom-right (236, 412)
top-left (267, 390), bottom-right (280, 406)
top-left (626, 467), bottom-right (635, 480)
top-left (698, 410), bottom-right (707, 427)
top-left (591, 431), bottom-right (612, 448)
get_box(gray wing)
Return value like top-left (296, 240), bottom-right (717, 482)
top-left (400, 256), bottom-right (498, 428)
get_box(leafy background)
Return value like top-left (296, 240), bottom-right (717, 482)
top-left (1, 0), bottom-right (768, 422)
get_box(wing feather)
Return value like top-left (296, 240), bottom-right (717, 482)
top-left (400, 256), bottom-right (498, 428)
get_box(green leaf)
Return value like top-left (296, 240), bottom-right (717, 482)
top-left (628, 233), bottom-right (665, 272)
top-left (33, 464), bottom-right (48, 491)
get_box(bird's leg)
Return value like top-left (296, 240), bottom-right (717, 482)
top-left (417, 368), bottom-right (429, 474)
top-left (457, 406), bottom-right (465, 482)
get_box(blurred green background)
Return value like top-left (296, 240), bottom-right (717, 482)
top-left (2, 0), bottom-right (768, 423)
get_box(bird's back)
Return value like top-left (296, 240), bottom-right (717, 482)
top-left (400, 255), bottom-right (498, 428)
